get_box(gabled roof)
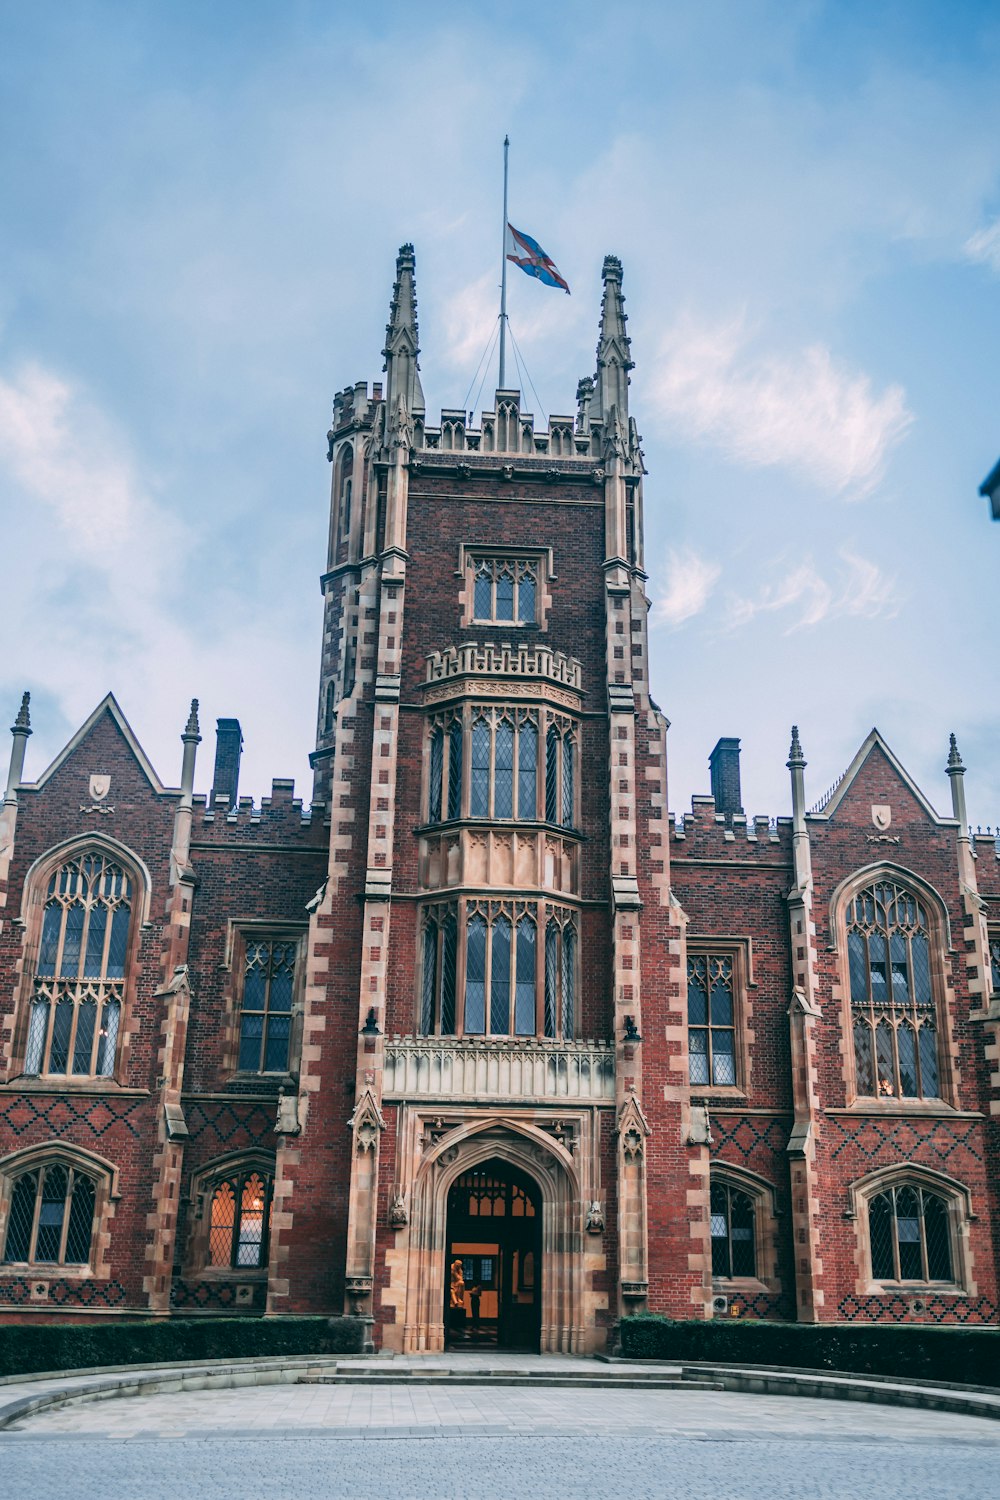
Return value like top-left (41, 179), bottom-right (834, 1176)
top-left (806, 727), bottom-right (956, 827)
top-left (24, 693), bottom-right (172, 796)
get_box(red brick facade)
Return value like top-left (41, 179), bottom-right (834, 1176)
top-left (1, 246), bottom-right (997, 1343)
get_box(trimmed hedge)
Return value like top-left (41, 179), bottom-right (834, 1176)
top-left (0, 1315), bottom-right (366, 1380)
top-left (620, 1316), bottom-right (1000, 1388)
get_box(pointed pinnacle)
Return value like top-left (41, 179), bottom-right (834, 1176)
top-left (946, 732), bottom-right (964, 773)
top-left (12, 692), bottom-right (31, 734)
top-left (787, 725), bottom-right (805, 769)
top-left (183, 698), bottom-right (201, 740)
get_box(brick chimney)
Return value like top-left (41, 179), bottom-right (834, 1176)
top-left (708, 737), bottom-right (743, 819)
top-left (210, 718), bottom-right (243, 809)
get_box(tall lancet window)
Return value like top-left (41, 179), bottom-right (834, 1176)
top-left (24, 851), bottom-right (132, 1079)
top-left (847, 879), bottom-right (941, 1100)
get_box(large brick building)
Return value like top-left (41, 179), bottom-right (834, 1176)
top-left (1, 246), bottom-right (997, 1349)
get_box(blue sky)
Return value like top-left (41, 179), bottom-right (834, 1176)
top-left (1, 0), bottom-right (998, 824)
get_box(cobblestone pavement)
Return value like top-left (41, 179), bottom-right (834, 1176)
top-left (2, 1384), bottom-right (998, 1500)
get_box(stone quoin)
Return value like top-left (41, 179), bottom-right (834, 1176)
top-left (0, 246), bottom-right (997, 1349)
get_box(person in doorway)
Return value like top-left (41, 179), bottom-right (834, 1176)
top-left (449, 1258), bottom-right (467, 1336)
top-left (468, 1283), bottom-right (481, 1330)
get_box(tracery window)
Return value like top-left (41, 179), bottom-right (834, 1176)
top-left (2, 1161), bottom-right (97, 1267)
top-left (469, 556), bottom-right (538, 625)
top-left (238, 938), bottom-right (298, 1073)
top-left (425, 707), bottom-right (575, 829)
top-left (687, 953), bottom-right (737, 1087)
top-left (868, 1182), bottom-right (953, 1284)
top-left (990, 931), bottom-right (1000, 996)
top-left (846, 879), bottom-right (940, 1099)
top-left (709, 1179), bottom-right (756, 1279)
top-left (207, 1167), bottom-right (273, 1270)
top-left (419, 901), bottom-right (577, 1039)
top-left (24, 851), bottom-right (132, 1079)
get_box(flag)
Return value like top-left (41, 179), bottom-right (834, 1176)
top-left (505, 224), bottom-right (570, 293)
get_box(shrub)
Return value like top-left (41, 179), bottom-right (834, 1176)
top-left (619, 1316), bottom-right (1000, 1387)
top-left (0, 1315), bottom-right (366, 1380)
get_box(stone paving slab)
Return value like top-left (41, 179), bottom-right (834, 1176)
top-left (7, 1381), bottom-right (1000, 1444)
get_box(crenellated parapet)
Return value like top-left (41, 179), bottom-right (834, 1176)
top-left (425, 642), bottom-right (583, 695)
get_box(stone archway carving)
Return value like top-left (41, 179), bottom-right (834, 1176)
top-left (399, 1119), bottom-right (585, 1354)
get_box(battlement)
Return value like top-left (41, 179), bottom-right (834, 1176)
top-left (192, 777), bottom-right (330, 838)
top-left (669, 797), bottom-right (792, 858)
top-left (417, 391), bottom-right (592, 459)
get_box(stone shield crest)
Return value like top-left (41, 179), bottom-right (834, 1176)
top-left (871, 804), bottom-right (891, 831)
top-left (89, 774), bottom-right (111, 802)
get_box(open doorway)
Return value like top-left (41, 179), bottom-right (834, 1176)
top-left (444, 1158), bottom-right (541, 1351)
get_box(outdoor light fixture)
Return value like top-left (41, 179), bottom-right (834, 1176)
top-left (361, 1007), bottom-right (381, 1036)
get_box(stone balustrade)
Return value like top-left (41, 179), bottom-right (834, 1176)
top-left (382, 1036), bottom-right (615, 1103)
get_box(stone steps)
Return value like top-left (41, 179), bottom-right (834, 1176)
top-left (301, 1365), bottom-right (724, 1391)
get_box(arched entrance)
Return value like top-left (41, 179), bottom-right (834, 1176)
top-left (444, 1159), bottom-right (541, 1351)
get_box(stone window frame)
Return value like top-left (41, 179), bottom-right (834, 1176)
top-left (219, 920), bottom-right (308, 1081)
top-left (417, 896), bottom-right (580, 1041)
top-left (988, 925), bottom-right (1000, 1000)
top-left (0, 1142), bottom-right (120, 1280)
top-left (685, 937), bottom-right (755, 1101)
top-left (828, 863), bottom-right (957, 1112)
top-left (845, 1163), bottom-right (974, 1298)
top-left (423, 702), bottom-right (579, 833)
top-left (707, 1163), bottom-right (781, 1302)
top-left (456, 544), bottom-right (556, 631)
top-left (183, 1149), bottom-right (276, 1282)
top-left (7, 835), bottom-right (152, 1090)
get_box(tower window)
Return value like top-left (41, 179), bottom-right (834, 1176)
top-left (419, 901), bottom-right (577, 1040)
top-left (467, 556), bottom-right (539, 625)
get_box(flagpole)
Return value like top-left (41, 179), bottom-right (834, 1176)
top-left (499, 134), bottom-right (509, 390)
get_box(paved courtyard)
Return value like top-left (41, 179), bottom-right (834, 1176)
top-left (2, 1373), bottom-right (998, 1500)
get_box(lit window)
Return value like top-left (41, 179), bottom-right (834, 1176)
top-left (2, 1162), bottom-right (97, 1267)
top-left (847, 880), bottom-right (940, 1099)
top-left (688, 954), bottom-right (737, 1087)
top-left (470, 557), bottom-right (538, 625)
top-left (710, 1180), bottom-right (756, 1279)
top-left (207, 1168), bottom-right (273, 1270)
top-left (25, 851), bottom-right (132, 1079)
top-left (238, 939), bottom-right (298, 1073)
top-left (868, 1183), bottom-right (952, 1283)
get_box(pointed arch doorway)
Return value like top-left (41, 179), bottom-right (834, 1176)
top-left (444, 1158), bottom-right (541, 1351)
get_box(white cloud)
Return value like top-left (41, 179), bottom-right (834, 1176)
top-left (650, 315), bottom-right (913, 497)
top-left (0, 358), bottom-right (318, 797)
top-left (651, 548), bottom-right (721, 627)
top-left (964, 219), bottom-right (1000, 273)
top-left (727, 549), bottom-right (901, 633)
